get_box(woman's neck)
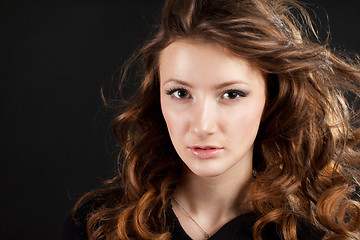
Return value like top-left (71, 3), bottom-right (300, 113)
top-left (174, 164), bottom-right (253, 223)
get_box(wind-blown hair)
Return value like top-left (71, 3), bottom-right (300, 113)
top-left (74, 0), bottom-right (360, 239)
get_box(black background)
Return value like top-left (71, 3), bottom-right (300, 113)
top-left (1, 1), bottom-right (359, 239)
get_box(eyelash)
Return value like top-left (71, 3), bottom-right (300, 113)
top-left (166, 87), bottom-right (190, 99)
top-left (165, 87), bottom-right (247, 100)
top-left (221, 89), bottom-right (247, 99)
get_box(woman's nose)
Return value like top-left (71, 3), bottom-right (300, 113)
top-left (190, 99), bottom-right (218, 138)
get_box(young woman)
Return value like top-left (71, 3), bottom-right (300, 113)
top-left (62, 0), bottom-right (360, 239)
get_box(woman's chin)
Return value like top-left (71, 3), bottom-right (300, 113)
top-left (185, 164), bottom-right (226, 178)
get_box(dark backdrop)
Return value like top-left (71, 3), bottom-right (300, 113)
top-left (1, 1), bottom-right (359, 239)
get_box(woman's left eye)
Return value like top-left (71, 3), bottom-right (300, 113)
top-left (221, 90), bottom-right (246, 100)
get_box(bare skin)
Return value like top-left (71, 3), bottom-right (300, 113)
top-left (172, 167), bottom-right (253, 239)
top-left (160, 40), bottom-right (266, 239)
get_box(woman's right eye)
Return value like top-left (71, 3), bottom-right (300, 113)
top-left (166, 88), bottom-right (191, 99)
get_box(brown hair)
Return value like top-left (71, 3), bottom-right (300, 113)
top-left (74, 0), bottom-right (360, 239)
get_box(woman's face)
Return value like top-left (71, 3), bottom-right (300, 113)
top-left (159, 40), bottom-right (266, 178)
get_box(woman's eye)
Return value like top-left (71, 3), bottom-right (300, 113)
top-left (222, 90), bottom-right (246, 100)
top-left (166, 88), bottom-right (190, 99)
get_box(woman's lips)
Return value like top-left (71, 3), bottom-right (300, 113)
top-left (188, 146), bottom-right (224, 159)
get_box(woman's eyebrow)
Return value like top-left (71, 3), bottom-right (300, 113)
top-left (215, 80), bottom-right (249, 89)
top-left (162, 78), bottom-right (192, 87)
top-left (162, 78), bottom-right (249, 88)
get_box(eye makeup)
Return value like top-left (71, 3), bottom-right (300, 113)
top-left (165, 87), bottom-right (191, 99)
top-left (165, 87), bottom-right (248, 101)
top-left (220, 89), bottom-right (248, 100)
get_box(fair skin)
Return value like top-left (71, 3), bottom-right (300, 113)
top-left (159, 40), bottom-right (267, 239)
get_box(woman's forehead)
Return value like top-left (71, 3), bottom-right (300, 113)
top-left (159, 40), bottom-right (265, 90)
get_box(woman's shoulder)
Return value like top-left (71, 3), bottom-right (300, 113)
top-left (296, 218), bottom-right (325, 240)
top-left (260, 217), bottom-right (324, 240)
top-left (59, 196), bottom-right (105, 240)
top-left (59, 188), bottom-right (124, 240)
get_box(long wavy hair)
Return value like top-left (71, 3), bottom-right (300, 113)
top-left (74, 0), bottom-right (360, 239)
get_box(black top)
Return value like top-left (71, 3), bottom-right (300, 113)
top-left (167, 208), bottom-right (279, 240)
top-left (59, 199), bottom-right (324, 240)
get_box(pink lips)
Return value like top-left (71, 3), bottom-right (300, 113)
top-left (189, 146), bottom-right (224, 159)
